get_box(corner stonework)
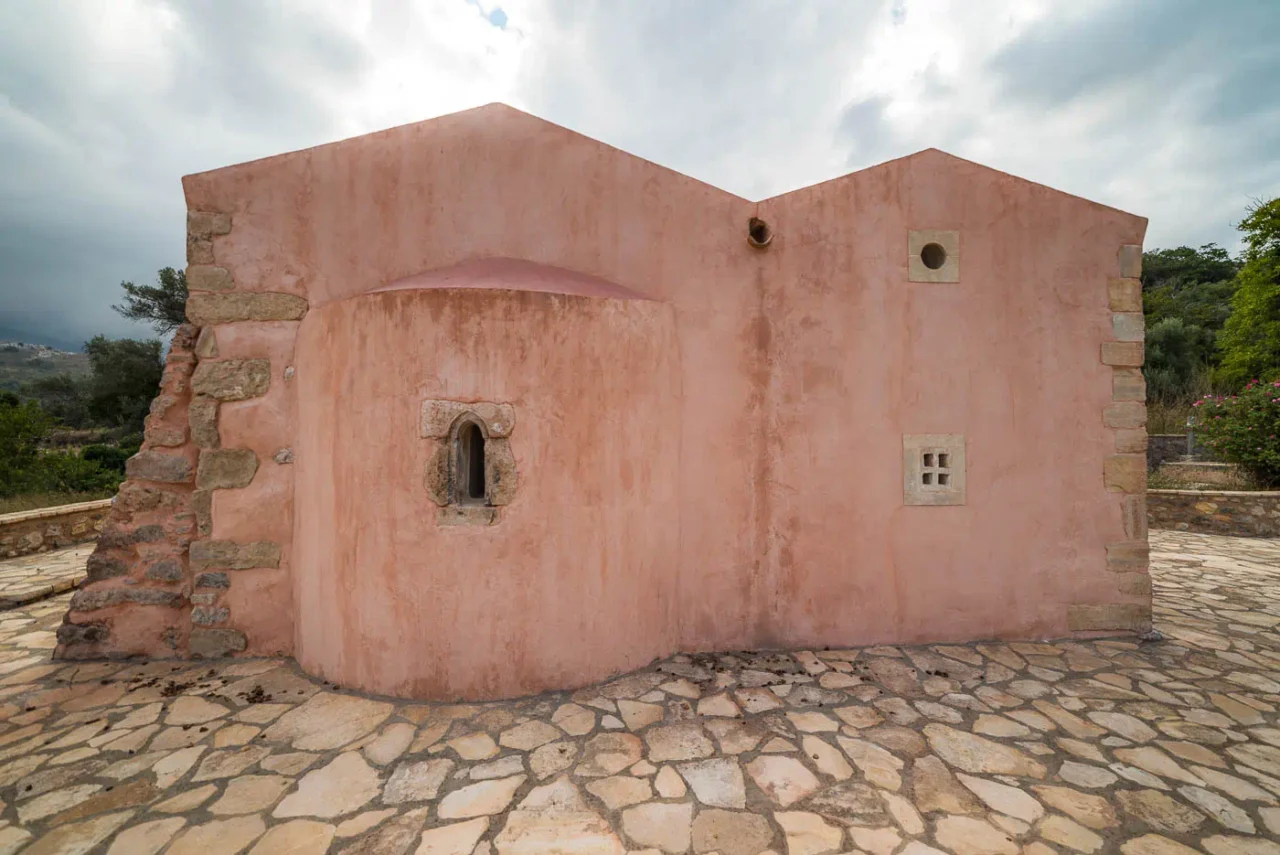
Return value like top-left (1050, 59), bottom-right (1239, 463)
top-left (1069, 245), bottom-right (1152, 636)
top-left (56, 208), bottom-right (302, 661)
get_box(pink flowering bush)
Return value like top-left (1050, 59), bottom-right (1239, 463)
top-left (1193, 379), bottom-right (1280, 487)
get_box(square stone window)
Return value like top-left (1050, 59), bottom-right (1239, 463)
top-left (908, 229), bottom-right (960, 283)
top-left (421, 399), bottom-right (518, 525)
top-left (903, 434), bottom-right (966, 506)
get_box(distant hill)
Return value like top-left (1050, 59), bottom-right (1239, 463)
top-left (0, 342), bottom-right (90, 392)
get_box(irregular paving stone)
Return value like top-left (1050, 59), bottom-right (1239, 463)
top-left (1120, 835), bottom-right (1202, 855)
top-left (801, 734), bottom-right (852, 780)
top-left (690, 808), bottom-right (774, 855)
top-left (495, 778), bottom-right (623, 855)
top-left (912, 754), bottom-right (982, 814)
top-left (500, 719), bottom-right (560, 751)
top-left (105, 817), bottom-right (187, 855)
top-left (923, 724), bottom-right (1048, 778)
top-left (745, 755), bottom-right (821, 807)
top-left (262, 692), bottom-right (393, 751)
top-left (335, 809), bottom-right (397, 838)
top-left (381, 757), bottom-right (454, 804)
top-left (585, 774), bottom-right (652, 809)
top-left (166, 815), bottom-right (266, 855)
top-left (933, 815), bottom-right (1018, 855)
top-left (438, 774), bottom-right (526, 819)
top-left (247, 820), bottom-right (335, 855)
top-left (620, 802), bottom-right (693, 854)
top-left (576, 732), bottom-right (643, 776)
top-left (448, 732), bottom-right (500, 760)
top-left (1116, 788), bottom-right (1207, 834)
top-left (337, 806), bottom-right (428, 855)
top-left (362, 722), bottom-right (415, 766)
top-left (774, 810), bottom-right (844, 855)
top-left (880, 789), bottom-right (925, 834)
top-left (1179, 785), bottom-right (1256, 833)
top-left (676, 758), bottom-right (746, 808)
top-left (956, 773), bottom-right (1045, 823)
top-left (644, 723), bottom-right (713, 763)
top-left (20, 809), bottom-right (135, 855)
top-left (1037, 814), bottom-right (1105, 853)
top-left (275, 751), bottom-right (380, 818)
top-left (835, 735), bottom-right (903, 790)
top-left (209, 774), bottom-right (291, 815)
top-left (191, 745), bottom-right (271, 781)
top-left (530, 740), bottom-right (578, 779)
top-left (1200, 837), bottom-right (1280, 855)
top-left (551, 703), bottom-right (595, 736)
top-left (415, 817), bottom-right (489, 855)
top-left (1031, 785), bottom-right (1120, 829)
top-left (1058, 760), bottom-right (1120, 789)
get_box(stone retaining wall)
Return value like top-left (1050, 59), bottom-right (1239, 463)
top-left (1148, 489), bottom-right (1280, 537)
top-left (0, 499), bottom-right (114, 558)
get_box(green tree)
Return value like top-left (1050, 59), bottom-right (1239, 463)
top-left (1145, 317), bottom-right (1213, 403)
top-left (0, 393), bottom-right (52, 496)
top-left (112, 266), bottom-right (188, 335)
top-left (20, 373), bottom-right (91, 428)
top-left (1218, 198), bottom-right (1280, 386)
top-left (84, 336), bottom-right (163, 432)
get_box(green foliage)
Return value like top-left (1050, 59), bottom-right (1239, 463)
top-left (1145, 317), bottom-right (1214, 403)
top-left (0, 395), bottom-right (52, 495)
top-left (1218, 198), bottom-right (1280, 387)
top-left (0, 395), bottom-right (122, 498)
top-left (1142, 244), bottom-right (1240, 379)
top-left (20, 373), bottom-right (92, 428)
top-left (1194, 379), bottom-right (1280, 487)
top-left (113, 267), bottom-right (188, 336)
top-left (84, 335), bottom-right (163, 433)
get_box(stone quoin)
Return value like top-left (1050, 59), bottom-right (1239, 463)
top-left (55, 103), bottom-right (1150, 701)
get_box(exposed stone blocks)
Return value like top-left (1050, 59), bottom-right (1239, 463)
top-left (1148, 490), bottom-right (1280, 538)
top-left (126, 451), bottom-right (194, 484)
top-left (190, 628), bottom-right (247, 658)
top-left (1067, 603), bottom-right (1151, 632)
top-left (197, 448), bottom-right (260, 490)
top-left (1115, 429), bottom-right (1147, 454)
top-left (189, 396), bottom-right (221, 449)
top-left (1119, 245), bottom-right (1143, 279)
top-left (187, 210), bottom-right (231, 266)
top-left (1107, 278), bottom-right (1142, 312)
top-left (187, 292), bottom-right (309, 325)
top-left (1105, 541), bottom-right (1149, 572)
top-left (187, 265), bottom-right (235, 291)
top-left (1111, 313), bottom-right (1144, 342)
top-left (1101, 342), bottom-right (1144, 367)
top-left (1104, 403), bottom-right (1146, 430)
top-left (1103, 455), bottom-right (1146, 493)
top-left (1112, 369), bottom-right (1146, 403)
top-left (189, 539), bottom-right (281, 571)
top-left (192, 359), bottom-right (271, 401)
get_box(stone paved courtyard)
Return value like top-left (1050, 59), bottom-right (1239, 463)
top-left (0, 545), bottom-right (91, 611)
top-left (0, 532), bottom-right (1279, 854)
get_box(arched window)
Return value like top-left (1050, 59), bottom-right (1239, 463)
top-left (455, 420), bottom-right (487, 504)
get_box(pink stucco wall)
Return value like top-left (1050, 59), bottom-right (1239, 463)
top-left (181, 104), bottom-right (1147, 700)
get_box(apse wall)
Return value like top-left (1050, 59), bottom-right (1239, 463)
top-left (293, 286), bottom-right (682, 700)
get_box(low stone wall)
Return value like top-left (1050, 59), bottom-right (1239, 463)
top-left (1148, 489), bottom-right (1280, 537)
top-left (0, 499), bottom-right (114, 558)
top-left (1147, 433), bottom-right (1214, 470)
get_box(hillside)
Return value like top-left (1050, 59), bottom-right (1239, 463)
top-left (0, 342), bottom-right (90, 392)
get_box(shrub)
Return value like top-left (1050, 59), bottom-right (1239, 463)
top-left (1194, 379), bottom-right (1280, 487)
top-left (81, 444), bottom-right (131, 474)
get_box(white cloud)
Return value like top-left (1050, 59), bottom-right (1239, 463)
top-left (1, 0), bottom-right (1277, 346)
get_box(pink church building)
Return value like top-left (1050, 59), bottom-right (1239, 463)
top-left (56, 104), bottom-right (1150, 702)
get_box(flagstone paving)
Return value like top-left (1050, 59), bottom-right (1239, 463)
top-left (1, 530), bottom-right (1279, 854)
top-left (0, 544), bottom-right (92, 610)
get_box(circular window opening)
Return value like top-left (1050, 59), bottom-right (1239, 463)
top-left (920, 242), bottom-right (947, 270)
top-left (747, 217), bottom-right (773, 248)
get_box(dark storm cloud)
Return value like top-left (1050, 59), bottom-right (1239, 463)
top-left (0, 1), bottom-right (371, 349)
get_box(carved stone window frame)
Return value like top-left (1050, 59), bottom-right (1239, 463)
top-left (903, 433), bottom-right (966, 506)
top-left (421, 400), bottom-right (517, 526)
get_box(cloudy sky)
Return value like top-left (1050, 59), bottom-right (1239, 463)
top-left (1, 0), bottom-right (1277, 349)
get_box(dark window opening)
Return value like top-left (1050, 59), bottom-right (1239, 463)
top-left (458, 422), bottom-right (487, 503)
top-left (920, 242), bottom-right (947, 270)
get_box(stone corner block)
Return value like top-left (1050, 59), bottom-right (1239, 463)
top-left (195, 327), bottom-right (219, 359)
top-left (1112, 369), bottom-right (1146, 403)
top-left (1105, 540), bottom-right (1150, 572)
top-left (188, 211), bottom-right (232, 238)
top-left (1103, 454), bottom-right (1146, 494)
top-left (192, 359), bottom-right (271, 402)
top-left (1103, 402), bottom-right (1147, 430)
top-left (1067, 603), bottom-right (1151, 633)
top-left (189, 396), bottom-right (221, 449)
top-left (197, 448), bottom-right (260, 490)
top-left (1107, 277), bottom-right (1142, 312)
top-left (189, 539), bottom-right (281, 571)
top-left (1101, 341), bottom-right (1144, 367)
top-left (190, 628), bottom-right (247, 658)
top-left (56, 622), bottom-right (109, 646)
top-left (1119, 244), bottom-right (1143, 279)
top-left (125, 450), bottom-right (194, 485)
top-left (187, 292), bottom-right (309, 325)
top-left (186, 265), bottom-right (234, 292)
top-left (1112, 313), bottom-right (1145, 343)
top-left (1114, 428), bottom-right (1148, 454)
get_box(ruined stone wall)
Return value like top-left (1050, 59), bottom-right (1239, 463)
top-left (1148, 489), bottom-right (1280, 537)
top-left (0, 499), bottom-right (112, 559)
top-left (55, 210), bottom-right (302, 661)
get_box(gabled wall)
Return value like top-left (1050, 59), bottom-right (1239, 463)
top-left (55, 105), bottom-right (1150, 701)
